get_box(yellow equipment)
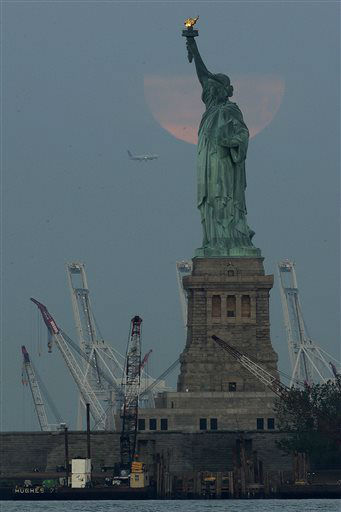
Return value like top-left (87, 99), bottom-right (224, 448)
top-left (130, 461), bottom-right (149, 489)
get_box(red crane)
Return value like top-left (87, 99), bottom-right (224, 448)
top-left (140, 349), bottom-right (152, 371)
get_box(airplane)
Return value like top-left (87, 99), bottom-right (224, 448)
top-left (127, 150), bottom-right (158, 161)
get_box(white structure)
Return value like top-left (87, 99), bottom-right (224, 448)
top-left (176, 260), bottom-right (193, 327)
top-left (66, 262), bottom-right (124, 430)
top-left (21, 345), bottom-right (50, 431)
top-left (71, 459), bottom-right (91, 488)
top-left (21, 345), bottom-right (65, 432)
top-left (277, 260), bottom-right (340, 386)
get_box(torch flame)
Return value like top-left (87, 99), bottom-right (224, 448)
top-left (184, 16), bottom-right (199, 28)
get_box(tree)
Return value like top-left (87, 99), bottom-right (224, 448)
top-left (274, 377), bottom-right (341, 467)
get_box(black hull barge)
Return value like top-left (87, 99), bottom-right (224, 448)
top-left (0, 485), bottom-right (154, 501)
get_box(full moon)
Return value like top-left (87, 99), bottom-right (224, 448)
top-left (144, 74), bottom-right (285, 144)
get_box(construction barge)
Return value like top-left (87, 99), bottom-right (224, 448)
top-left (0, 484), bottom-right (153, 501)
top-left (1, 474), bottom-right (340, 500)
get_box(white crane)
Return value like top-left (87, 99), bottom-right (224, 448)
top-left (176, 260), bottom-right (193, 327)
top-left (21, 345), bottom-right (65, 431)
top-left (277, 260), bottom-right (340, 386)
top-left (66, 262), bottom-right (126, 430)
top-left (21, 345), bottom-right (50, 431)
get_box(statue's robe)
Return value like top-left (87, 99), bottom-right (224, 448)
top-left (197, 91), bottom-right (255, 251)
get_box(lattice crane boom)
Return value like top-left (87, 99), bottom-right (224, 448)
top-left (140, 358), bottom-right (180, 398)
top-left (212, 335), bottom-right (289, 398)
top-left (140, 349), bottom-right (152, 371)
top-left (120, 315), bottom-right (142, 470)
top-left (21, 345), bottom-right (50, 431)
top-left (22, 345), bottom-right (64, 431)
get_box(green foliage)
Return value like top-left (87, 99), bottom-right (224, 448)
top-left (274, 377), bottom-right (341, 465)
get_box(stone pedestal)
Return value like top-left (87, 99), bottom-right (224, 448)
top-left (177, 257), bottom-right (279, 393)
top-left (133, 257), bottom-right (280, 432)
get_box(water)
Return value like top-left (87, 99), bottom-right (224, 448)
top-left (0, 500), bottom-right (339, 512)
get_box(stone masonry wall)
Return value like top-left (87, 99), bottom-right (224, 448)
top-left (178, 257), bottom-right (279, 392)
top-left (0, 431), bottom-right (291, 477)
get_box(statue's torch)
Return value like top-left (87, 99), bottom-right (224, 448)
top-left (182, 16), bottom-right (199, 63)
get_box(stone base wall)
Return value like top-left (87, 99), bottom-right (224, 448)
top-left (142, 391), bottom-right (277, 431)
top-left (0, 431), bottom-right (291, 477)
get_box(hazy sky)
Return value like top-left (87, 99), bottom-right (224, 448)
top-left (2, 1), bottom-right (340, 431)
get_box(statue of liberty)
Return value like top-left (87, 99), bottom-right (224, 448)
top-left (183, 21), bottom-right (260, 258)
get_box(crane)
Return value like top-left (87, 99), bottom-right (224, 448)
top-left (140, 358), bottom-right (180, 399)
top-left (21, 345), bottom-right (64, 431)
top-left (120, 315), bottom-right (142, 470)
top-left (66, 261), bottom-right (169, 425)
top-left (66, 262), bottom-right (125, 430)
top-left (31, 298), bottom-right (108, 430)
top-left (277, 260), bottom-right (339, 386)
top-left (21, 345), bottom-right (50, 431)
top-left (140, 349), bottom-right (152, 371)
top-left (175, 260), bottom-right (192, 327)
top-left (211, 335), bottom-right (289, 398)
top-left (30, 263), bottom-right (171, 431)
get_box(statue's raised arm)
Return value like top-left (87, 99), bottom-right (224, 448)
top-left (186, 37), bottom-right (212, 87)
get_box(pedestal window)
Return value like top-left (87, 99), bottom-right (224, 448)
top-left (227, 295), bottom-right (236, 317)
top-left (199, 418), bottom-right (207, 430)
top-left (267, 418), bottom-right (275, 430)
top-left (212, 295), bottom-right (221, 317)
top-left (210, 418), bottom-right (218, 430)
top-left (149, 418), bottom-right (157, 430)
top-left (160, 418), bottom-right (168, 431)
top-left (138, 419), bottom-right (145, 431)
top-left (241, 295), bottom-right (251, 317)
